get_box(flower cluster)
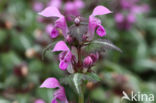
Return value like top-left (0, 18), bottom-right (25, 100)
top-left (38, 4), bottom-right (120, 103)
top-left (115, 0), bottom-right (149, 30)
top-left (33, 0), bottom-right (84, 36)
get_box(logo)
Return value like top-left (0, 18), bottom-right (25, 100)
top-left (121, 91), bottom-right (155, 102)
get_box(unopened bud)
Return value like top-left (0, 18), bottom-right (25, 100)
top-left (82, 34), bottom-right (88, 41)
top-left (90, 52), bottom-right (99, 63)
top-left (83, 56), bottom-right (93, 67)
top-left (74, 17), bottom-right (80, 25)
top-left (66, 35), bottom-right (73, 43)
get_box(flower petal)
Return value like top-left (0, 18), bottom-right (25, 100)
top-left (35, 99), bottom-right (45, 103)
top-left (91, 5), bottom-right (112, 16)
top-left (75, 0), bottom-right (84, 9)
top-left (38, 6), bottom-right (63, 18)
top-left (87, 17), bottom-right (101, 40)
top-left (127, 13), bottom-right (136, 23)
top-left (55, 17), bottom-right (68, 37)
top-left (115, 13), bottom-right (124, 23)
top-left (40, 78), bottom-right (60, 88)
top-left (52, 41), bottom-right (69, 52)
top-left (59, 61), bottom-right (68, 70)
top-left (64, 51), bottom-right (72, 62)
top-left (50, 27), bottom-right (59, 38)
top-left (52, 87), bottom-right (68, 103)
top-left (96, 25), bottom-right (106, 37)
top-left (46, 24), bottom-right (53, 34)
top-left (33, 2), bottom-right (44, 12)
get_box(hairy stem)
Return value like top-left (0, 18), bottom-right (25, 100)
top-left (78, 87), bottom-right (84, 103)
top-left (77, 46), bottom-right (82, 71)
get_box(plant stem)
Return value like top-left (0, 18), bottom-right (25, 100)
top-left (77, 46), bottom-right (82, 71)
top-left (78, 91), bottom-right (84, 103)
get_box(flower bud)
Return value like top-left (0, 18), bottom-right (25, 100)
top-left (66, 35), bottom-right (73, 43)
top-left (74, 17), bottom-right (80, 25)
top-left (90, 52), bottom-right (99, 63)
top-left (82, 34), bottom-right (88, 41)
top-left (83, 56), bottom-right (93, 67)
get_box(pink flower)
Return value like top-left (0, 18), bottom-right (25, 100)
top-left (131, 4), bottom-right (150, 14)
top-left (49, 0), bottom-right (62, 8)
top-left (34, 99), bottom-right (45, 103)
top-left (33, 1), bottom-right (44, 12)
top-left (40, 78), bottom-right (68, 103)
top-left (90, 52), bottom-right (99, 63)
top-left (64, 0), bottom-right (84, 20)
top-left (39, 6), bottom-right (68, 38)
top-left (87, 5), bottom-right (112, 40)
top-left (120, 0), bottom-right (138, 9)
top-left (115, 13), bottom-right (124, 23)
top-left (115, 13), bottom-right (136, 30)
top-left (52, 41), bottom-right (73, 70)
top-left (83, 56), bottom-right (93, 67)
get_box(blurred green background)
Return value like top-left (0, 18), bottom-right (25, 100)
top-left (0, 0), bottom-right (156, 103)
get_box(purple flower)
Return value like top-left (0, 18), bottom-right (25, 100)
top-left (87, 5), bottom-right (112, 40)
top-left (131, 4), bottom-right (150, 14)
top-left (39, 6), bottom-right (68, 38)
top-left (40, 78), bottom-right (68, 103)
top-left (33, 1), bottom-right (44, 12)
top-left (34, 99), bottom-right (45, 103)
top-left (49, 0), bottom-right (62, 8)
top-left (83, 56), bottom-right (93, 67)
top-left (64, 0), bottom-right (84, 20)
top-left (115, 13), bottom-right (136, 30)
top-left (120, 0), bottom-right (138, 9)
top-left (52, 41), bottom-right (73, 70)
top-left (115, 13), bottom-right (124, 23)
top-left (90, 52), bottom-right (99, 63)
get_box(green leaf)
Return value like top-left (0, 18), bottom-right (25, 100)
top-left (36, 88), bottom-right (54, 103)
top-left (42, 42), bottom-right (56, 60)
top-left (0, 99), bottom-right (10, 103)
top-left (61, 73), bottom-right (100, 94)
top-left (0, 51), bottom-right (21, 69)
top-left (90, 88), bottom-right (106, 101)
top-left (16, 94), bottom-right (31, 103)
top-left (84, 72), bottom-right (100, 82)
top-left (0, 30), bottom-right (7, 45)
top-left (73, 73), bottom-right (84, 94)
top-left (92, 39), bottom-right (122, 53)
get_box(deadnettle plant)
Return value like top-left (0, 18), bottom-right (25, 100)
top-left (39, 5), bottom-right (121, 103)
top-left (45, 0), bottom-right (84, 36)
